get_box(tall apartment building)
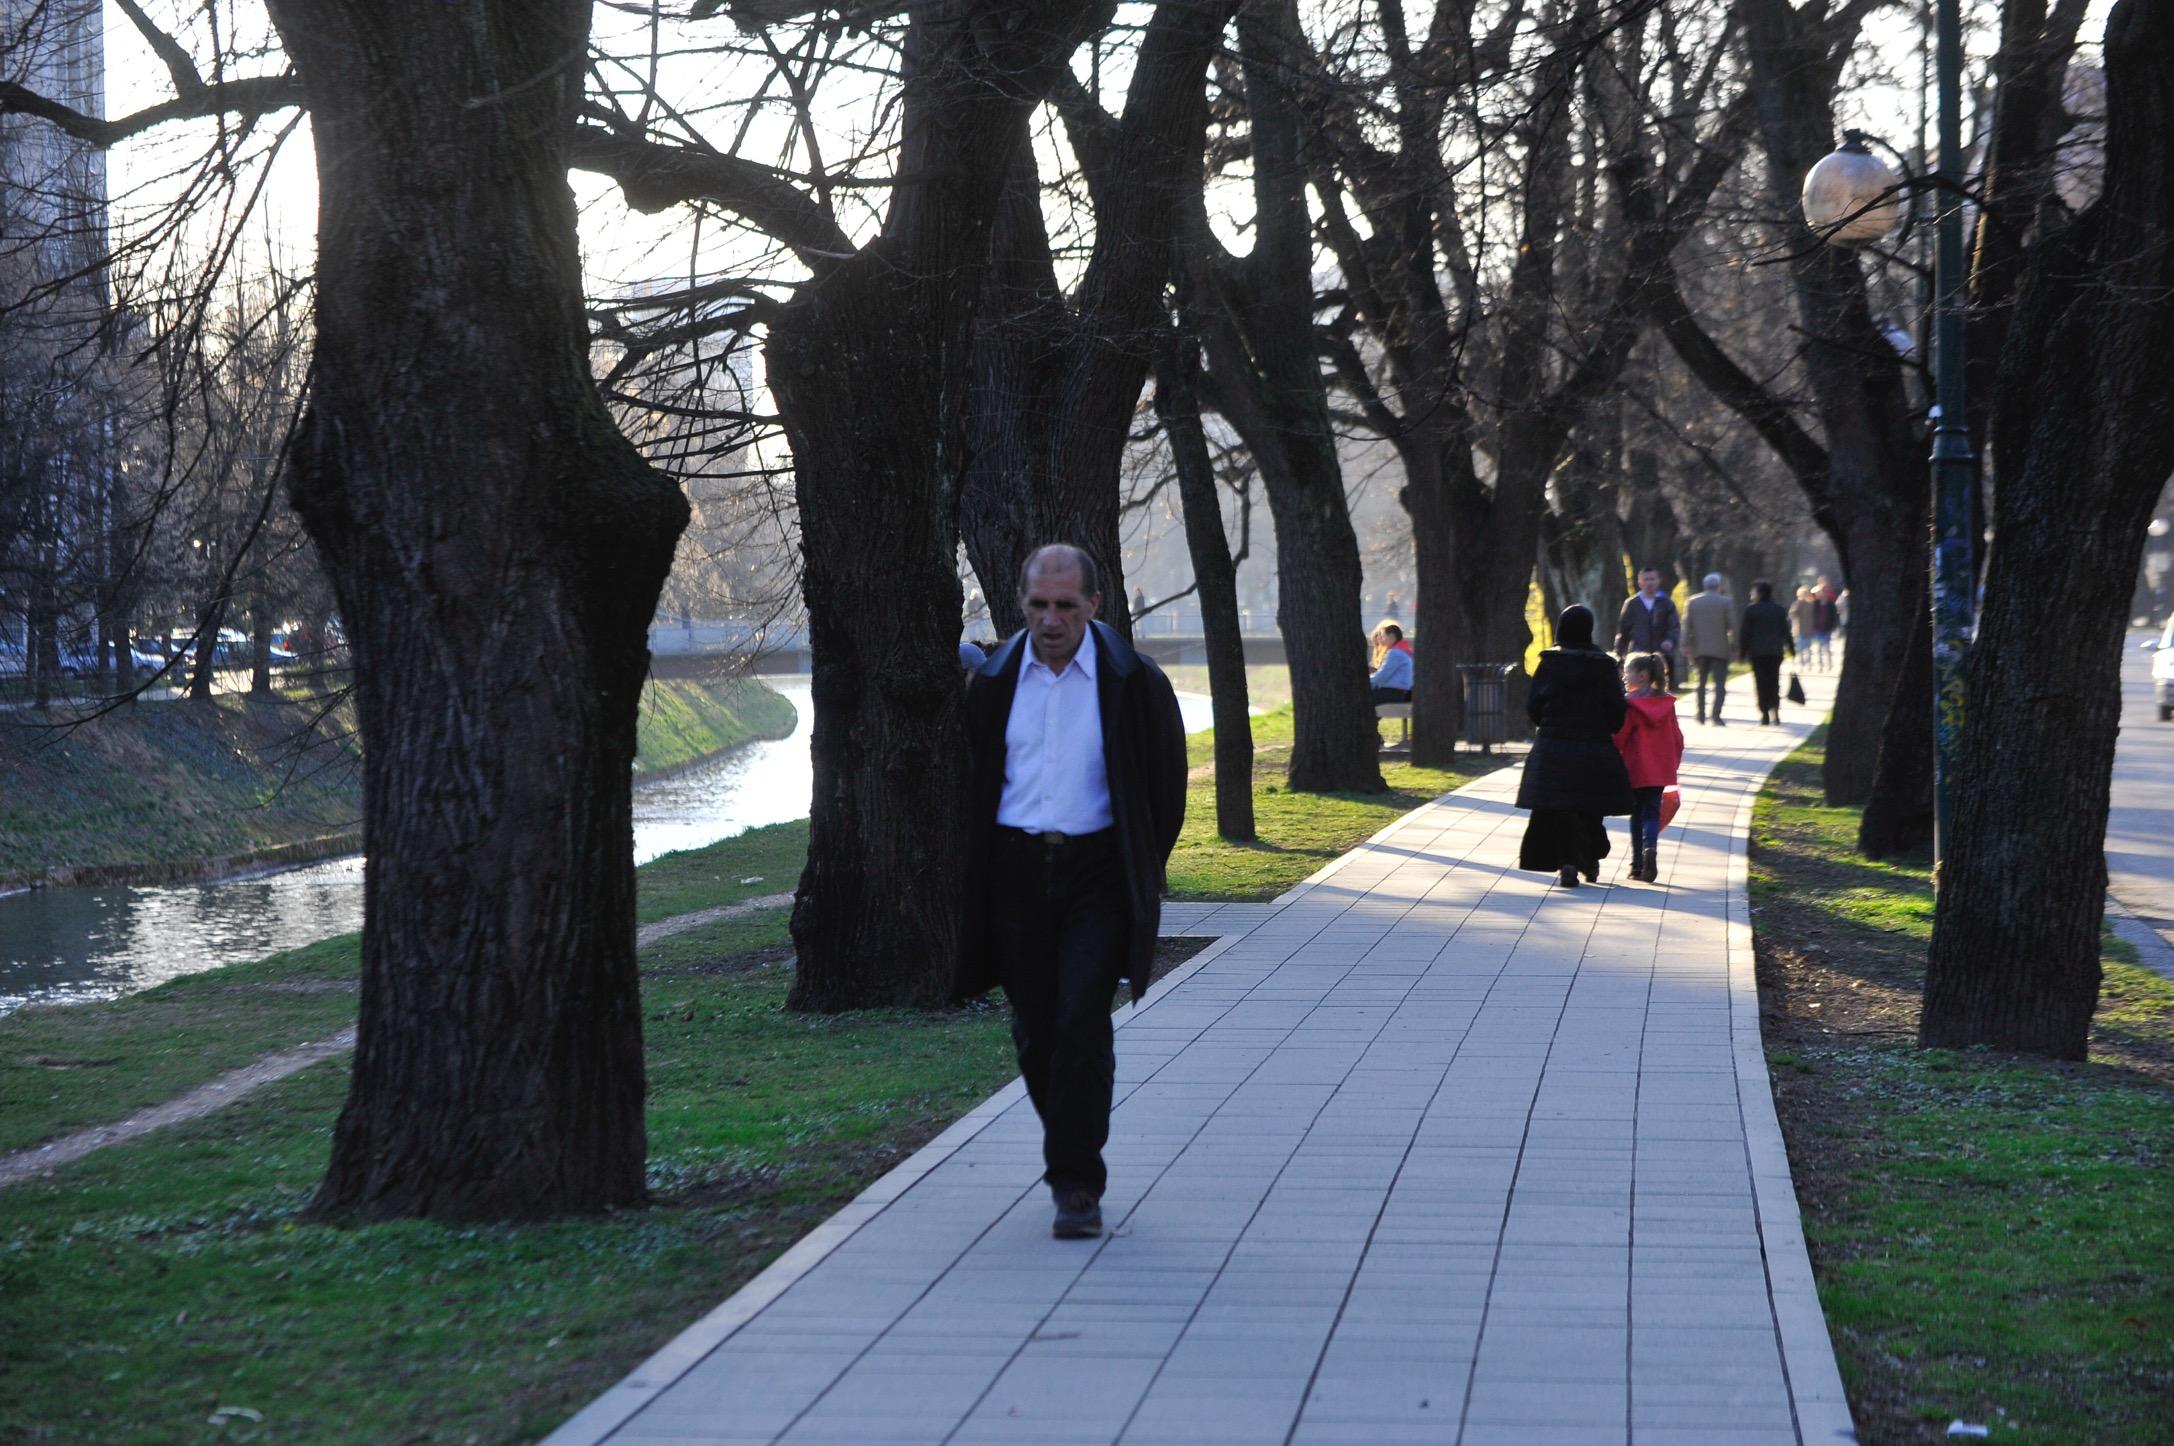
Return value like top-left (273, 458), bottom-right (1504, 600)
top-left (1, 0), bottom-right (112, 669)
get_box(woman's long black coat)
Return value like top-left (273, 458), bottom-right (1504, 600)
top-left (1516, 647), bottom-right (1636, 815)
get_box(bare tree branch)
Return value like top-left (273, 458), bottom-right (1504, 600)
top-left (568, 120), bottom-right (854, 265)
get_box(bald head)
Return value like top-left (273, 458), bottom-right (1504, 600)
top-left (1020, 544), bottom-right (1100, 599)
top-left (1020, 544), bottom-right (1101, 671)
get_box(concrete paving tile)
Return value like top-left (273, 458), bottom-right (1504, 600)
top-left (1463, 1375), bottom-right (1629, 1425)
top-left (553, 724), bottom-right (1851, 1446)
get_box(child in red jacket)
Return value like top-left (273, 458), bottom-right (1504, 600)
top-left (1614, 653), bottom-right (1685, 882)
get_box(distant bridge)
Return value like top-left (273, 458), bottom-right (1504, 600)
top-left (648, 617), bottom-right (1293, 673)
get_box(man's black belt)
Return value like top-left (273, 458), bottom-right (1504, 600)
top-left (996, 825), bottom-right (1116, 849)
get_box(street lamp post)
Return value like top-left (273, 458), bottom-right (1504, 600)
top-left (1924, 0), bottom-right (1975, 876)
top-left (1802, 0), bottom-right (1974, 877)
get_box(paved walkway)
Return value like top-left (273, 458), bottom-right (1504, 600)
top-left (554, 670), bottom-right (1852, 1446)
top-left (2109, 628), bottom-right (2174, 980)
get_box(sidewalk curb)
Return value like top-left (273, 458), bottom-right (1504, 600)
top-left (543, 925), bottom-right (1254, 1446)
top-left (1727, 746), bottom-right (1859, 1444)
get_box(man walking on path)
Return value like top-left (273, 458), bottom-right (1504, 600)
top-left (958, 544), bottom-right (1187, 1240)
top-left (1740, 579), bottom-right (1797, 725)
top-left (1615, 566), bottom-right (1681, 690)
top-left (1684, 571), bottom-right (1736, 724)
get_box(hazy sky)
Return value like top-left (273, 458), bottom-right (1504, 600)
top-left (91, 0), bottom-right (2101, 298)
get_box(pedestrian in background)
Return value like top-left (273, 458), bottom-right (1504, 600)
top-left (1517, 605), bottom-right (1634, 888)
top-left (1369, 620), bottom-right (1413, 704)
top-left (1615, 567), bottom-right (1681, 691)
top-left (1739, 581), bottom-right (1796, 725)
top-left (1789, 586), bottom-right (1818, 665)
top-left (1809, 576), bottom-right (1839, 668)
top-left (1613, 653), bottom-right (1683, 883)
top-left (1683, 573), bottom-right (1735, 725)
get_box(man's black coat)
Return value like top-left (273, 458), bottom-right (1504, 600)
top-left (1739, 598), bottom-right (1796, 659)
top-left (957, 620), bottom-right (1188, 1004)
top-left (1615, 591), bottom-right (1680, 655)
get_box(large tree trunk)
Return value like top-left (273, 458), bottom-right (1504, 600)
top-left (28, 529), bottom-right (57, 711)
top-left (275, 0), bottom-right (689, 1220)
top-left (1542, 433), bottom-right (1628, 625)
top-left (775, 2), bottom-right (1109, 1012)
top-left (955, 1), bottom-right (1235, 642)
top-left (1620, 450), bottom-right (1681, 595)
top-left (1922, 0), bottom-right (2174, 1058)
top-left (774, 248), bottom-right (977, 1011)
top-left (1403, 459), bottom-right (1474, 764)
top-left (1738, 0), bottom-right (1930, 808)
top-left (1195, 0), bottom-right (1382, 795)
top-left (1857, 568), bottom-right (1934, 858)
top-left (188, 579), bottom-right (229, 702)
top-left (1158, 328), bottom-right (1253, 841)
top-left (249, 586), bottom-right (274, 698)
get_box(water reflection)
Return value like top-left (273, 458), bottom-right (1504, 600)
top-left (1, 679), bottom-right (1218, 1014)
top-left (1, 680), bottom-right (814, 1014)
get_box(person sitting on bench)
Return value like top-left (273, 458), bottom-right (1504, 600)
top-left (1369, 621), bottom-right (1413, 704)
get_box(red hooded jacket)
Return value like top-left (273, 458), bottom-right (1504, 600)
top-left (1613, 691), bottom-right (1684, 789)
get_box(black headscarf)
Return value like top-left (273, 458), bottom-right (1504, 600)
top-left (1555, 604), bottom-right (1598, 651)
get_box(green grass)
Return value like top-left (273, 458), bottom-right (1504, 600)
top-left (1168, 703), bottom-right (1497, 899)
top-left (0, 695), bottom-right (365, 884)
top-left (2, 824), bottom-right (809, 1157)
top-left (0, 935), bottom-right (361, 1155)
top-left (1751, 728), bottom-right (2174, 1443)
top-left (0, 945), bottom-right (1014, 1444)
top-left (1158, 662), bottom-right (1294, 711)
top-left (637, 819), bottom-right (806, 924)
top-left (632, 670), bottom-right (798, 777)
top-left (0, 697), bottom-right (1494, 1442)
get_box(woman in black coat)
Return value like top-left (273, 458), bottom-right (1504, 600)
top-left (1517, 605), bottom-right (1636, 887)
top-left (1738, 579), bottom-right (1796, 725)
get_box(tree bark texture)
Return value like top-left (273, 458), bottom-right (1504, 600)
top-left (774, 1), bottom-right (1112, 1012)
top-left (1737, 0), bottom-right (1929, 808)
top-left (1857, 564), bottom-right (1934, 857)
top-left (954, 0), bottom-right (1236, 642)
top-left (1922, 0), bottom-right (2174, 1058)
top-left (1620, 450), bottom-right (1681, 594)
top-left (1156, 327), bottom-right (1253, 841)
top-left (1311, 9), bottom-right (1745, 766)
top-left (1192, 0), bottom-right (1381, 794)
top-left (1541, 424), bottom-right (1629, 634)
top-left (274, 0), bottom-right (690, 1220)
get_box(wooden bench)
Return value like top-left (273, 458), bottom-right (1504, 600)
top-left (1375, 701), bottom-right (1412, 745)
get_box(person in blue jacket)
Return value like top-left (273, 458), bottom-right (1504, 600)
top-left (1370, 621), bottom-right (1413, 703)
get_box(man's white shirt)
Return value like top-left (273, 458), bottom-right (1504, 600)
top-left (998, 636), bottom-right (1114, 835)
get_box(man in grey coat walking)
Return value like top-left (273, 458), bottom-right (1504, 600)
top-left (1683, 573), bottom-right (1735, 725)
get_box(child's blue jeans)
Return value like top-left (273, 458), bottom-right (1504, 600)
top-left (1631, 787), bottom-right (1664, 856)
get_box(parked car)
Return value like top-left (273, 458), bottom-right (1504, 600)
top-left (2151, 616), bottom-right (2174, 722)
top-left (165, 628), bottom-right (251, 668)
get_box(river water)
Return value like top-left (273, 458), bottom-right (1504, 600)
top-left (0, 682), bottom-right (1219, 1014)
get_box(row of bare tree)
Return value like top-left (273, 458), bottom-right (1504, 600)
top-left (2, 0), bottom-right (2169, 1219)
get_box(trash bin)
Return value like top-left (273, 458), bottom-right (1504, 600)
top-left (1458, 662), bottom-right (1516, 752)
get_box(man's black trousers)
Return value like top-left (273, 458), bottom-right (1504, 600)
top-left (1749, 655), bottom-right (1784, 718)
top-left (990, 827), bottom-right (1128, 1198)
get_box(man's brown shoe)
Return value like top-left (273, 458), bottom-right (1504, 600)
top-left (1052, 1188), bottom-right (1103, 1239)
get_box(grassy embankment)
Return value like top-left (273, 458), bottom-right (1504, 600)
top-left (0, 669), bottom-right (796, 887)
top-left (0, 703), bottom-right (1494, 1442)
top-left (1750, 730), bottom-right (2174, 1444)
